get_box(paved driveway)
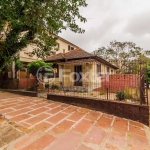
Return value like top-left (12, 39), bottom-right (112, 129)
top-left (0, 91), bottom-right (150, 150)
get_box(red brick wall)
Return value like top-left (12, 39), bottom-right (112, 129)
top-left (19, 78), bottom-right (44, 89)
top-left (95, 74), bottom-right (140, 92)
top-left (19, 78), bottom-right (36, 89)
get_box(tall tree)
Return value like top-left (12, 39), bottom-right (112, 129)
top-left (92, 46), bottom-right (112, 60)
top-left (0, 0), bottom-right (87, 70)
top-left (93, 40), bottom-right (144, 73)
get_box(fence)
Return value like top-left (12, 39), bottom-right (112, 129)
top-left (0, 78), bottom-right (44, 92)
top-left (47, 73), bottom-right (148, 105)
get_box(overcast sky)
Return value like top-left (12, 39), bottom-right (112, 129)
top-left (59, 0), bottom-right (150, 53)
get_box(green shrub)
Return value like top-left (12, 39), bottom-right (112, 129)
top-left (124, 89), bottom-right (133, 99)
top-left (99, 90), bottom-right (106, 95)
top-left (51, 84), bottom-right (59, 90)
top-left (116, 90), bottom-right (125, 100)
top-left (27, 60), bottom-right (52, 76)
top-left (15, 59), bottom-right (23, 72)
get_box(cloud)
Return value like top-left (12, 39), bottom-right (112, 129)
top-left (125, 10), bottom-right (150, 36)
top-left (59, 0), bottom-right (150, 52)
top-left (59, 16), bottom-right (119, 52)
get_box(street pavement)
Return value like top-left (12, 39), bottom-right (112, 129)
top-left (0, 91), bottom-right (150, 150)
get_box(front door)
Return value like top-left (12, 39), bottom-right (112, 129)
top-left (74, 65), bottom-right (82, 86)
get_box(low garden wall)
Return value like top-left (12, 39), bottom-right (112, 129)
top-left (0, 89), bottom-right (37, 97)
top-left (47, 93), bottom-right (149, 126)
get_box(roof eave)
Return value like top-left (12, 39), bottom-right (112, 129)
top-left (45, 56), bottom-right (94, 63)
top-left (45, 55), bottom-right (118, 69)
top-left (94, 56), bottom-right (118, 69)
top-left (45, 58), bottom-right (65, 62)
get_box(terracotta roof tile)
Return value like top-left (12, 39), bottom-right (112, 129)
top-left (65, 49), bottom-right (93, 59)
top-left (45, 53), bottom-right (65, 61)
top-left (58, 59), bottom-right (95, 64)
top-left (45, 49), bottom-right (93, 61)
top-left (45, 49), bottom-right (118, 69)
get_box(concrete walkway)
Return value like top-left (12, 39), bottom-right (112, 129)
top-left (0, 91), bottom-right (150, 150)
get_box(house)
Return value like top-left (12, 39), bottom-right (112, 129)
top-left (45, 49), bottom-right (118, 91)
top-left (18, 36), bottom-right (80, 78)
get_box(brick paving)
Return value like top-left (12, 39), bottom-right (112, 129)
top-left (0, 91), bottom-right (150, 150)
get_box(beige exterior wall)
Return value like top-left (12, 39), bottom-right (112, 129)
top-left (56, 38), bottom-right (78, 54)
top-left (101, 63), bottom-right (116, 74)
top-left (19, 37), bottom-right (79, 63)
top-left (19, 44), bottom-right (42, 62)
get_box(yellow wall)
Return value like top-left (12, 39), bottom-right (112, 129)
top-left (101, 63), bottom-right (116, 74)
top-left (60, 62), bottom-right (101, 90)
top-left (63, 65), bottom-right (74, 86)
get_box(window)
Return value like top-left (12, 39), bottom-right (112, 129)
top-left (57, 43), bottom-right (60, 49)
top-left (74, 65), bottom-right (82, 86)
top-left (68, 45), bottom-right (70, 51)
top-left (63, 49), bottom-right (65, 53)
top-left (54, 64), bottom-right (59, 78)
top-left (111, 70), bottom-right (113, 74)
top-left (52, 64), bottom-right (59, 78)
top-left (68, 45), bottom-right (74, 51)
top-left (97, 64), bottom-right (101, 76)
top-left (107, 67), bottom-right (110, 74)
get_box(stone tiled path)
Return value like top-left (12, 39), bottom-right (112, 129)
top-left (0, 91), bottom-right (150, 150)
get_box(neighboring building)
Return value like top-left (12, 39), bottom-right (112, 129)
top-left (53, 36), bottom-right (81, 54)
top-left (45, 49), bottom-right (118, 91)
top-left (18, 36), bottom-right (80, 78)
